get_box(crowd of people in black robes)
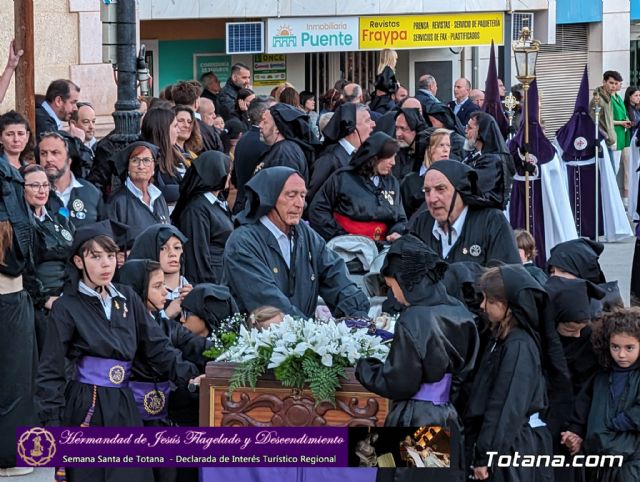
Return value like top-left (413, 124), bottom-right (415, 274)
top-left (0, 43), bottom-right (638, 482)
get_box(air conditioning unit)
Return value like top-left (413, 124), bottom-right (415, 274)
top-left (226, 22), bottom-right (264, 55)
top-left (512, 12), bottom-right (534, 40)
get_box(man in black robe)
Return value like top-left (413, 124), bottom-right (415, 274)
top-left (394, 106), bottom-right (429, 180)
top-left (307, 103), bottom-right (375, 202)
top-left (223, 166), bottom-right (369, 318)
top-left (256, 103), bottom-right (316, 183)
top-left (462, 111), bottom-right (514, 210)
top-left (409, 160), bottom-right (520, 265)
top-left (231, 97), bottom-right (272, 214)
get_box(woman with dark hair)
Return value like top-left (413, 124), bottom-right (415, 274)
top-left (279, 86), bottom-right (300, 109)
top-left (319, 87), bottom-right (341, 114)
top-left (35, 221), bottom-right (200, 482)
top-left (231, 88), bottom-right (255, 130)
top-left (21, 163), bottom-right (74, 353)
top-left (356, 234), bottom-right (479, 481)
top-left (140, 107), bottom-right (185, 206)
top-left (464, 265), bottom-right (558, 482)
top-left (300, 90), bottom-right (319, 139)
top-left (173, 105), bottom-right (203, 160)
top-left (0, 153), bottom-right (37, 477)
top-left (309, 131), bottom-right (407, 242)
top-left (171, 151), bottom-right (233, 284)
top-left (624, 86), bottom-right (640, 134)
top-left (0, 109), bottom-right (34, 168)
top-left (107, 140), bottom-right (170, 240)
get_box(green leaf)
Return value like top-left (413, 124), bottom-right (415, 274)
top-left (227, 346), bottom-right (272, 396)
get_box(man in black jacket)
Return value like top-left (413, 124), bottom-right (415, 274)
top-left (218, 63), bottom-right (251, 121)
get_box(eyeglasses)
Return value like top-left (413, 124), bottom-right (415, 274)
top-left (129, 157), bottom-right (154, 166)
top-left (25, 182), bottom-right (51, 192)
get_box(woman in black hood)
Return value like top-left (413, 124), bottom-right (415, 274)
top-left (308, 131), bottom-right (407, 243)
top-left (464, 265), bottom-right (558, 482)
top-left (356, 234), bottom-right (479, 481)
top-left (171, 151), bottom-right (233, 284)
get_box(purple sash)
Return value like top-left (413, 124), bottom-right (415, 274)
top-left (411, 373), bottom-right (452, 405)
top-left (75, 356), bottom-right (132, 388)
top-left (129, 381), bottom-right (171, 421)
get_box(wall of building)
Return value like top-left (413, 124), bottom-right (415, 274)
top-left (0, 0), bottom-right (116, 116)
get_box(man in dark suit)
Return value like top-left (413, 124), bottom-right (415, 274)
top-left (448, 77), bottom-right (480, 127)
top-left (35, 79), bottom-right (80, 137)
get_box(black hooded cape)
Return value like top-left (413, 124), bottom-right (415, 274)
top-left (172, 152), bottom-right (234, 284)
top-left (356, 235), bottom-right (479, 481)
top-left (223, 167), bottom-right (369, 318)
top-left (308, 132), bottom-right (407, 241)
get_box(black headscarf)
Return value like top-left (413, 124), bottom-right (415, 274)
top-left (236, 166), bottom-right (301, 225)
top-left (545, 276), bottom-right (606, 324)
top-left (181, 283), bottom-right (239, 333)
top-left (372, 110), bottom-right (398, 136)
top-left (114, 140), bottom-right (160, 181)
top-left (171, 151), bottom-right (230, 223)
top-left (395, 108), bottom-right (427, 134)
top-left (474, 112), bottom-right (510, 156)
top-left (128, 224), bottom-right (188, 262)
top-left (322, 103), bottom-right (358, 143)
top-left (270, 103), bottom-right (315, 151)
top-left (426, 160), bottom-right (482, 205)
top-left (349, 131), bottom-right (396, 170)
top-left (547, 238), bottom-right (606, 284)
top-left (116, 259), bottom-right (158, 306)
top-left (423, 102), bottom-right (465, 136)
top-left (66, 219), bottom-right (128, 291)
top-left (442, 261), bottom-right (486, 313)
top-left (381, 234), bottom-right (457, 306)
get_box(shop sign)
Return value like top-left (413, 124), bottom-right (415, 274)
top-left (266, 17), bottom-right (358, 53)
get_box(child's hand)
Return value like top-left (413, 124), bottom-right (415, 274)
top-left (560, 431), bottom-right (583, 455)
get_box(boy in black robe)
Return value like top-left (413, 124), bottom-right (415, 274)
top-left (223, 166), bottom-right (369, 318)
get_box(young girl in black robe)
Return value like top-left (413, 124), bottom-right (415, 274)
top-left (356, 234), bottom-right (479, 481)
top-left (36, 220), bottom-right (200, 482)
top-left (117, 259), bottom-right (211, 482)
top-left (464, 265), bottom-right (554, 482)
top-left (561, 309), bottom-right (640, 481)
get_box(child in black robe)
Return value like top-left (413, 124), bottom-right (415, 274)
top-left (356, 234), bottom-right (479, 481)
top-left (35, 221), bottom-right (200, 482)
top-left (561, 309), bottom-right (640, 481)
top-left (464, 265), bottom-right (554, 482)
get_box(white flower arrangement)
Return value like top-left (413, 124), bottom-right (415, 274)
top-left (217, 315), bottom-right (389, 405)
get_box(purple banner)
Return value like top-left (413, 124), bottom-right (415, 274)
top-left (16, 427), bottom-right (348, 468)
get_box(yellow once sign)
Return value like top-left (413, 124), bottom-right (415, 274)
top-left (359, 12), bottom-right (504, 50)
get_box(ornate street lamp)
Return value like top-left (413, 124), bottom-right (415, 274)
top-left (512, 26), bottom-right (540, 233)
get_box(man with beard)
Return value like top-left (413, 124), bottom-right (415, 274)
top-left (394, 104), bottom-right (430, 179)
top-left (462, 111), bottom-right (514, 209)
top-left (38, 132), bottom-right (103, 228)
top-left (218, 63), bottom-right (251, 121)
top-left (307, 103), bottom-right (375, 201)
top-left (35, 79), bottom-right (81, 137)
top-left (409, 160), bottom-right (520, 265)
top-left (223, 167), bottom-right (369, 318)
top-left (256, 103), bottom-right (315, 183)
